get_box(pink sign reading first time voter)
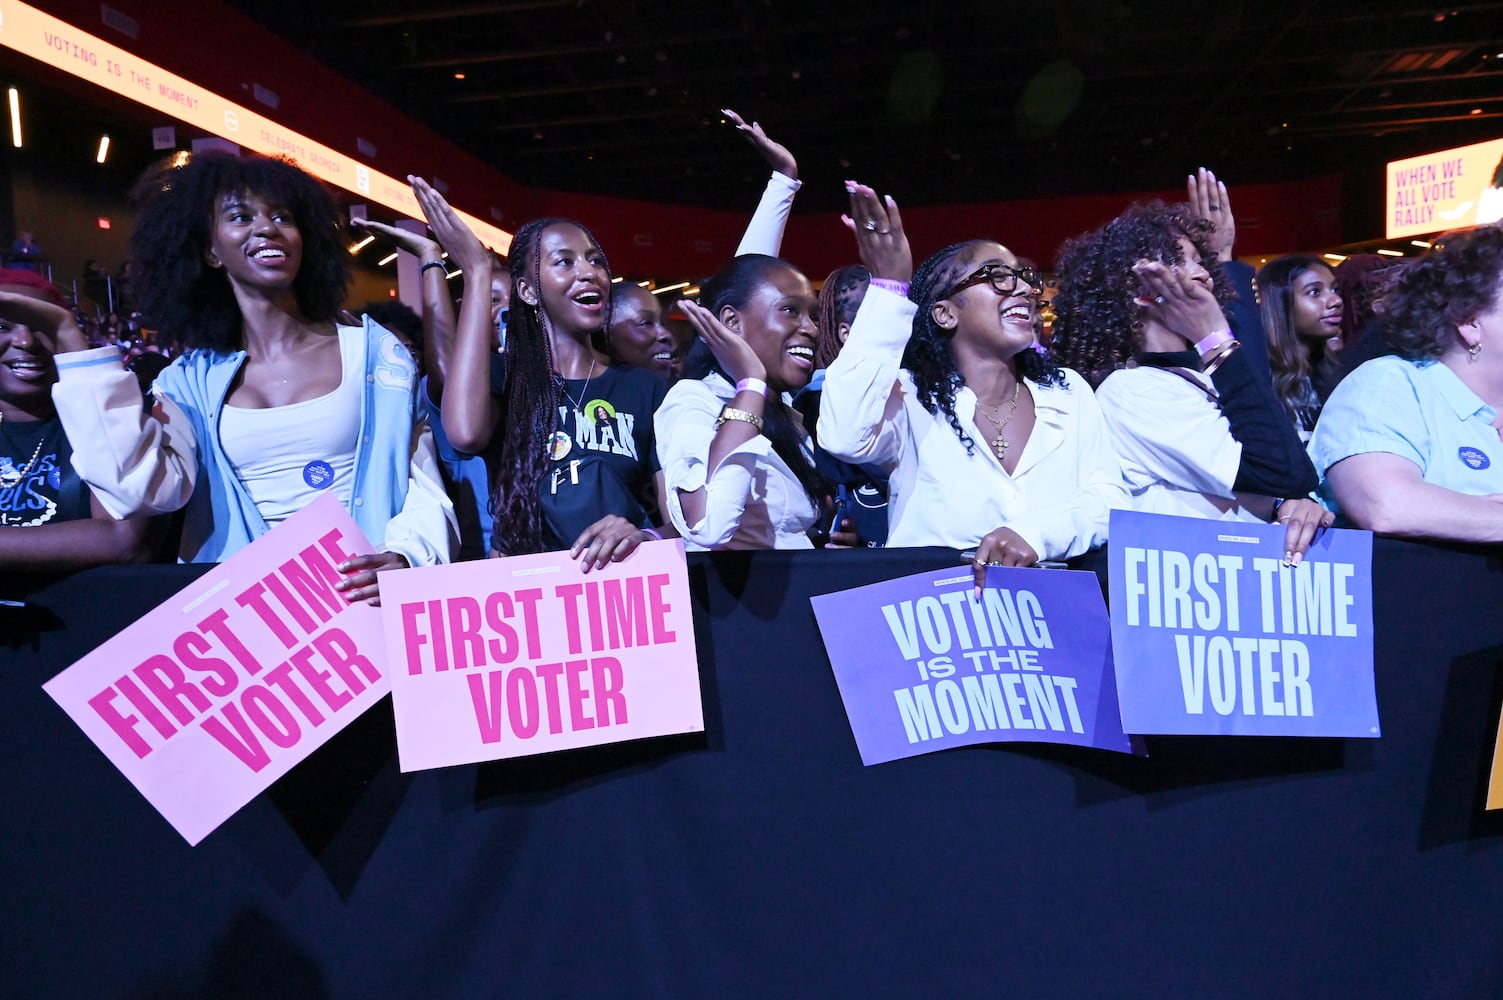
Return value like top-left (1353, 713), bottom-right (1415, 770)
top-left (43, 493), bottom-right (389, 845)
top-left (381, 539), bottom-right (703, 772)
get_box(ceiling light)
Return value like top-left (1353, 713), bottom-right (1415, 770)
top-left (447, 268), bottom-right (462, 279)
top-left (96, 135), bottom-right (110, 164)
top-left (1376, 249), bottom-right (1404, 257)
top-left (1322, 253), bottom-right (1347, 262)
top-left (8, 88), bottom-right (21, 148)
top-left (349, 234), bottom-right (376, 254)
top-left (1411, 239), bottom-right (1432, 248)
top-left (377, 251), bottom-right (398, 266)
top-left (651, 281), bottom-right (690, 295)
top-left (453, 72), bottom-right (466, 80)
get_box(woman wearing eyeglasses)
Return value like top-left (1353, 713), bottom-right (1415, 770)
top-left (817, 183), bottom-right (1125, 592)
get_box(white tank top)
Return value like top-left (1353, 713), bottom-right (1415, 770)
top-left (219, 327), bottom-right (361, 526)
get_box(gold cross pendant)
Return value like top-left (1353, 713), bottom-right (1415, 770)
top-left (992, 434), bottom-right (1009, 458)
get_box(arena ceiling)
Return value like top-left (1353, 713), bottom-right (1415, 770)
top-left (226, 0), bottom-right (1503, 221)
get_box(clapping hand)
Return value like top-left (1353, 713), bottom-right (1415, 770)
top-left (1188, 167), bottom-right (1236, 262)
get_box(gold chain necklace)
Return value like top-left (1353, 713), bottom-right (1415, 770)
top-left (975, 379), bottom-right (1021, 461)
top-left (0, 415), bottom-right (47, 488)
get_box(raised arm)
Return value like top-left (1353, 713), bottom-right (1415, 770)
top-left (662, 299), bottom-right (772, 544)
top-left (408, 175), bottom-right (498, 454)
top-left (725, 109), bottom-right (803, 258)
top-left (350, 217), bottom-right (457, 400)
top-left (816, 182), bottom-right (915, 466)
top-left (5, 290), bottom-right (199, 519)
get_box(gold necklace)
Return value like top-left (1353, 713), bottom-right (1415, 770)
top-left (975, 379), bottom-right (1021, 461)
top-left (0, 415), bottom-right (46, 488)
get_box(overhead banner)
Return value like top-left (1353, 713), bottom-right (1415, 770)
top-left (43, 494), bottom-right (388, 845)
top-left (380, 539), bottom-right (703, 772)
top-left (1109, 510), bottom-right (1378, 737)
top-left (1385, 136), bottom-right (1503, 238)
top-left (811, 566), bottom-right (1135, 766)
top-left (0, 1), bottom-right (511, 252)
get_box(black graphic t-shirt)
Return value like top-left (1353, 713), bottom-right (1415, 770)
top-left (486, 358), bottom-right (668, 552)
top-left (0, 415), bottom-right (92, 527)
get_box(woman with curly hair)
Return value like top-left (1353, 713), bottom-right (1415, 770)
top-left (817, 182), bottom-right (1125, 592)
top-left (1050, 201), bottom-right (1329, 563)
top-left (1256, 254), bottom-right (1343, 440)
top-left (1310, 225), bottom-right (1503, 541)
top-left (50, 152), bottom-right (455, 600)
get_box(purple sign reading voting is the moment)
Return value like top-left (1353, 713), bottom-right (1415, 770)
top-left (811, 566), bottom-right (1134, 766)
top-left (1109, 510), bottom-right (1378, 738)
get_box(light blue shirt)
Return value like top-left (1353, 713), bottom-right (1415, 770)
top-left (1310, 355), bottom-right (1503, 513)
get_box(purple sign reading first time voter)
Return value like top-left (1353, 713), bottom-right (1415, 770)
top-left (1109, 510), bottom-right (1378, 738)
top-left (811, 566), bottom-right (1135, 766)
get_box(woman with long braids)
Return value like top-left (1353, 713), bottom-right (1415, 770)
top-left (818, 183), bottom-right (1125, 593)
top-left (411, 180), bottom-right (668, 568)
top-left (792, 263), bottom-right (890, 547)
top-left (50, 152), bottom-right (455, 601)
top-left (657, 254), bottom-right (830, 549)
top-left (1050, 201), bottom-right (1330, 564)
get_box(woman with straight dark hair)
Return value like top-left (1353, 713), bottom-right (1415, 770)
top-left (657, 253), bottom-right (829, 548)
top-left (1256, 254), bottom-right (1343, 439)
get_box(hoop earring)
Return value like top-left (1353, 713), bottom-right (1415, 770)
top-left (1468, 341), bottom-right (1483, 362)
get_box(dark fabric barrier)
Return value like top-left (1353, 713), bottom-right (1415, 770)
top-left (5, 542), bottom-right (1503, 999)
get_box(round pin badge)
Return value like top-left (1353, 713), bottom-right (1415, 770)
top-left (303, 459), bottom-right (336, 488)
top-left (548, 430), bottom-right (573, 461)
top-left (1458, 446), bottom-right (1491, 470)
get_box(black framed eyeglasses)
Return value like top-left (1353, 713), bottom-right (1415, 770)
top-left (941, 264), bottom-right (1042, 300)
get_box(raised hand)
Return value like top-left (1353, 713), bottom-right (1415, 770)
top-left (349, 216), bottom-right (442, 261)
top-left (679, 299), bottom-right (767, 384)
top-left (0, 289), bottom-right (90, 353)
top-left (408, 175), bottom-right (491, 271)
top-left (842, 181), bottom-right (912, 282)
top-left (722, 108), bottom-right (797, 179)
top-left (1188, 167), bottom-right (1236, 262)
top-left (1133, 257), bottom-right (1226, 344)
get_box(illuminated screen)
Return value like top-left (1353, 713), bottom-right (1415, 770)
top-left (0, 0), bottom-right (512, 252)
top-left (1385, 136), bottom-right (1503, 239)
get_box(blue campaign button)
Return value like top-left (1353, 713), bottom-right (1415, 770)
top-left (1458, 447), bottom-right (1491, 470)
top-left (303, 459), bottom-right (336, 488)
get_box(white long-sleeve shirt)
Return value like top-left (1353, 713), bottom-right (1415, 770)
top-left (816, 287), bottom-right (1126, 559)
